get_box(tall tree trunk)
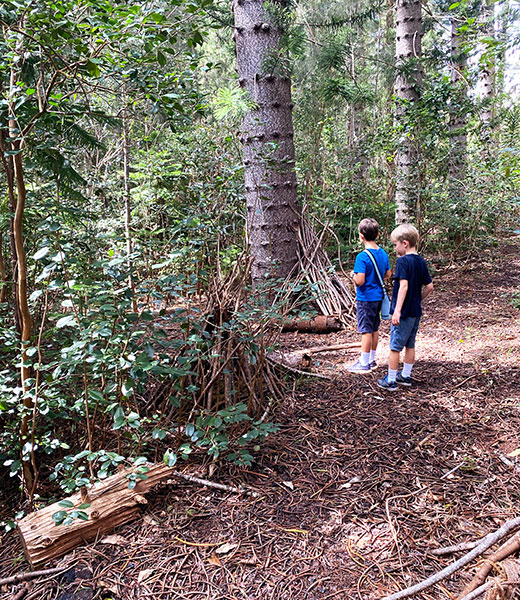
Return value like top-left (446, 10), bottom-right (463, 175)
top-left (449, 16), bottom-right (468, 197)
top-left (478, 0), bottom-right (495, 132)
top-left (394, 0), bottom-right (422, 224)
top-left (232, 0), bottom-right (300, 283)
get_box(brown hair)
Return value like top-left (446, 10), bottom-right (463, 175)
top-left (358, 218), bottom-right (379, 242)
top-left (390, 224), bottom-right (419, 248)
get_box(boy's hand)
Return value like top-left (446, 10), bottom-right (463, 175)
top-left (349, 270), bottom-right (355, 278)
top-left (392, 310), bottom-right (401, 325)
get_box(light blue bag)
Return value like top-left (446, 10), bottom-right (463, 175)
top-left (364, 250), bottom-right (391, 320)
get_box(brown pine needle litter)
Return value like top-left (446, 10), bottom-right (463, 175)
top-left (0, 239), bottom-right (519, 600)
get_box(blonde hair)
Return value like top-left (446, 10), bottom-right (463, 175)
top-left (390, 224), bottom-right (419, 248)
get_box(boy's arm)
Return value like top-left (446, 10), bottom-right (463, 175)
top-left (422, 282), bottom-right (434, 300)
top-left (351, 271), bottom-right (366, 286)
top-left (392, 279), bottom-right (408, 325)
top-left (384, 269), bottom-right (392, 280)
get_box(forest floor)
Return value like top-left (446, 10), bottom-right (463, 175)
top-left (2, 237), bottom-right (520, 600)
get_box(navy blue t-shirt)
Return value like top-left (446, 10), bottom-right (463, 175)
top-left (390, 254), bottom-right (432, 318)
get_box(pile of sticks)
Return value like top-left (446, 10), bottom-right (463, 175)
top-left (280, 213), bottom-right (356, 325)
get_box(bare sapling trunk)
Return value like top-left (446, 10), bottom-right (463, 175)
top-left (232, 0), bottom-right (300, 283)
top-left (7, 56), bottom-right (36, 492)
top-left (394, 0), bottom-right (422, 224)
top-left (0, 231), bottom-right (8, 303)
top-left (122, 87), bottom-right (136, 310)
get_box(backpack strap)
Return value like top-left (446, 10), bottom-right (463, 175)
top-left (364, 249), bottom-right (385, 290)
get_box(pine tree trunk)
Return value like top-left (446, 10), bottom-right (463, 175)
top-left (479, 0), bottom-right (495, 131)
top-left (394, 0), bottom-right (422, 224)
top-left (449, 17), bottom-right (468, 196)
top-left (232, 0), bottom-right (300, 283)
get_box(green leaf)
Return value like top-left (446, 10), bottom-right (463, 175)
top-left (33, 247), bottom-right (51, 260)
top-left (59, 499), bottom-right (75, 508)
top-left (52, 510), bottom-right (67, 525)
top-left (163, 450), bottom-right (177, 467)
top-left (56, 315), bottom-right (76, 328)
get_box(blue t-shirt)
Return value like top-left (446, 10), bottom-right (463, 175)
top-left (353, 248), bottom-right (390, 301)
top-left (391, 254), bottom-right (432, 317)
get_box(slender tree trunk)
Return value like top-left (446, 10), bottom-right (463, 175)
top-left (232, 0), bottom-right (300, 283)
top-left (394, 0), bottom-right (422, 224)
top-left (7, 55), bottom-right (35, 491)
top-left (121, 87), bottom-right (136, 307)
top-left (0, 231), bottom-right (7, 303)
top-left (449, 17), bottom-right (468, 197)
top-left (495, 1), bottom-right (509, 100)
top-left (478, 0), bottom-right (495, 132)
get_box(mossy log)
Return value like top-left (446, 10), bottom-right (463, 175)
top-left (17, 463), bottom-right (174, 568)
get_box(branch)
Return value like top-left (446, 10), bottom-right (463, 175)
top-left (167, 470), bottom-right (260, 498)
top-left (457, 530), bottom-right (520, 598)
top-left (382, 516), bottom-right (520, 600)
top-left (0, 565), bottom-right (72, 586)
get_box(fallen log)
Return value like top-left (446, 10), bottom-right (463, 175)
top-left (17, 465), bottom-right (260, 568)
top-left (17, 463), bottom-right (174, 568)
top-left (280, 315), bottom-right (343, 333)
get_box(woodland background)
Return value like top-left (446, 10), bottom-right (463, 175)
top-left (0, 0), bottom-right (519, 529)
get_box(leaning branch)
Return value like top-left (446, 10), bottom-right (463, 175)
top-left (382, 516), bottom-right (520, 600)
top-left (0, 565), bottom-right (72, 586)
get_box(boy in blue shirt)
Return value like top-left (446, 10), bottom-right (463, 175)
top-left (348, 218), bottom-right (391, 374)
top-left (377, 224), bottom-right (434, 391)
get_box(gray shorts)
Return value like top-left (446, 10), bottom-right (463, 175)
top-left (390, 316), bottom-right (421, 351)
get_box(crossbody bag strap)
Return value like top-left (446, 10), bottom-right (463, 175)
top-left (364, 249), bottom-right (386, 291)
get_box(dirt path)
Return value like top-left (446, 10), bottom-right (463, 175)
top-left (2, 239), bottom-right (520, 600)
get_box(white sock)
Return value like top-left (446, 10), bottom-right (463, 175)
top-left (360, 352), bottom-right (370, 366)
top-left (369, 350), bottom-right (376, 362)
top-left (388, 368), bottom-right (397, 383)
top-left (402, 362), bottom-right (413, 378)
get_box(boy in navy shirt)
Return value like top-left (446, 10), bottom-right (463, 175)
top-left (377, 224), bottom-right (434, 390)
top-left (348, 218), bottom-right (391, 374)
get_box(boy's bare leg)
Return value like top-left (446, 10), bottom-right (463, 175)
top-left (389, 349), bottom-right (400, 370)
top-left (404, 347), bottom-right (415, 365)
top-left (371, 331), bottom-right (379, 350)
top-left (361, 333), bottom-right (372, 353)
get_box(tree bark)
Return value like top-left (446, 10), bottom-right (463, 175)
top-left (394, 0), bottom-right (422, 224)
top-left (478, 0), bottom-right (495, 132)
top-left (449, 16), bottom-right (468, 197)
top-left (232, 0), bottom-right (300, 283)
top-left (8, 55), bottom-right (35, 492)
top-left (0, 231), bottom-right (8, 303)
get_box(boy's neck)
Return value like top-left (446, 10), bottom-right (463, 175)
top-left (363, 241), bottom-right (379, 250)
top-left (405, 247), bottom-right (418, 255)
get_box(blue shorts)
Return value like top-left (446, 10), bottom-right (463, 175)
top-left (390, 316), bottom-right (421, 351)
top-left (356, 300), bottom-right (382, 334)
